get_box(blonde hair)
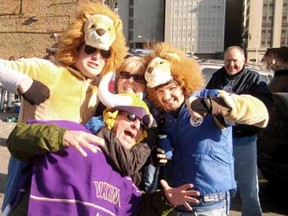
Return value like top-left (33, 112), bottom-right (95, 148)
top-left (117, 56), bottom-right (147, 75)
top-left (56, 1), bottom-right (128, 76)
top-left (115, 56), bottom-right (148, 93)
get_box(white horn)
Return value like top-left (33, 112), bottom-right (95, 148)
top-left (98, 71), bottom-right (132, 107)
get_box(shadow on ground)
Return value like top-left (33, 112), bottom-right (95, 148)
top-left (230, 179), bottom-right (288, 215)
top-left (260, 181), bottom-right (288, 215)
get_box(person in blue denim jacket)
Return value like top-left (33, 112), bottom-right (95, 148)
top-left (143, 42), bottom-right (269, 216)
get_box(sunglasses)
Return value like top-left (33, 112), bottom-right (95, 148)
top-left (119, 71), bottom-right (146, 84)
top-left (84, 45), bottom-right (111, 59)
top-left (124, 112), bottom-right (147, 130)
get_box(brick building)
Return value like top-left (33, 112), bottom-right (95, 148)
top-left (0, 0), bottom-right (97, 59)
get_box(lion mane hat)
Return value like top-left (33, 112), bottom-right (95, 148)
top-left (144, 42), bottom-right (205, 108)
top-left (56, 1), bottom-right (127, 76)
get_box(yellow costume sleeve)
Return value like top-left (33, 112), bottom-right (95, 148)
top-left (218, 90), bottom-right (269, 128)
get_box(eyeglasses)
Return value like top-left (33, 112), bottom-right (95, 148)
top-left (84, 45), bottom-right (111, 59)
top-left (119, 71), bottom-right (146, 84)
top-left (124, 112), bottom-right (147, 130)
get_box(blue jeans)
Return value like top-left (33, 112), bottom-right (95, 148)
top-left (168, 192), bottom-right (230, 216)
top-left (168, 208), bottom-right (227, 216)
top-left (2, 157), bottom-right (29, 213)
top-left (233, 135), bottom-right (262, 216)
top-left (142, 164), bottom-right (159, 193)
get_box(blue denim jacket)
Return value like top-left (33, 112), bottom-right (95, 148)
top-left (160, 104), bottom-right (236, 212)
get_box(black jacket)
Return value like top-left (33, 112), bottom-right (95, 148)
top-left (206, 66), bottom-right (272, 137)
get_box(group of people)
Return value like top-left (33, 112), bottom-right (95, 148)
top-left (0, 1), bottom-right (271, 216)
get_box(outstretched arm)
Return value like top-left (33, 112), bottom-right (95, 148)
top-left (0, 63), bottom-right (50, 105)
top-left (186, 90), bottom-right (269, 128)
top-left (7, 123), bottom-right (103, 161)
top-left (0, 62), bottom-right (30, 93)
top-left (216, 90), bottom-right (269, 127)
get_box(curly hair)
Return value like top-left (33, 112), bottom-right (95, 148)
top-left (144, 42), bottom-right (205, 108)
top-left (56, 1), bottom-right (127, 76)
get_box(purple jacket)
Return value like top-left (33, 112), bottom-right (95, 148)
top-left (28, 120), bottom-right (142, 216)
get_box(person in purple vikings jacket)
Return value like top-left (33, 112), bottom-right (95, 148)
top-left (6, 94), bottom-right (200, 216)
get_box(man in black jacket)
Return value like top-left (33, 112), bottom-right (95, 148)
top-left (206, 46), bottom-right (272, 216)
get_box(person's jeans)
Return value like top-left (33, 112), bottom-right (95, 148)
top-left (1, 157), bottom-right (29, 213)
top-left (143, 164), bottom-right (159, 193)
top-left (168, 192), bottom-right (230, 216)
top-left (168, 208), bottom-right (227, 216)
top-left (233, 135), bottom-right (262, 216)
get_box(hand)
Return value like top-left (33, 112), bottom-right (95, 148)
top-left (160, 179), bottom-right (200, 211)
top-left (151, 147), bottom-right (168, 166)
top-left (187, 92), bottom-right (232, 118)
top-left (185, 95), bottom-right (208, 120)
top-left (18, 78), bottom-right (50, 105)
top-left (63, 130), bottom-right (105, 157)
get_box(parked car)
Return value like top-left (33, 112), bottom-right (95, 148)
top-left (128, 48), bottom-right (152, 56)
top-left (257, 69), bottom-right (288, 186)
top-left (199, 62), bottom-right (224, 84)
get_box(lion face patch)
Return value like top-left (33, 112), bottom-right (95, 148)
top-left (84, 14), bottom-right (116, 51)
top-left (144, 57), bottom-right (173, 88)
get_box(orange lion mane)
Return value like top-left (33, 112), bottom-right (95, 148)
top-left (145, 42), bottom-right (205, 108)
top-left (56, 1), bottom-right (127, 76)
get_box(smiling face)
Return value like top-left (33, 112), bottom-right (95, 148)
top-left (116, 56), bottom-right (146, 95)
top-left (224, 47), bottom-right (245, 76)
top-left (111, 111), bottom-right (144, 149)
top-left (74, 44), bottom-right (107, 78)
top-left (155, 80), bottom-right (185, 112)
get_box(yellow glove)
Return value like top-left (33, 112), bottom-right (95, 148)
top-left (217, 90), bottom-right (269, 128)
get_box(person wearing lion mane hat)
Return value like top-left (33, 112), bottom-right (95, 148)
top-left (1, 1), bottom-right (127, 214)
top-left (143, 42), bottom-right (269, 215)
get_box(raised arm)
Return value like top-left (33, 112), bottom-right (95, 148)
top-left (186, 90), bottom-right (269, 128)
top-left (0, 62), bottom-right (50, 105)
top-left (7, 123), bottom-right (103, 161)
